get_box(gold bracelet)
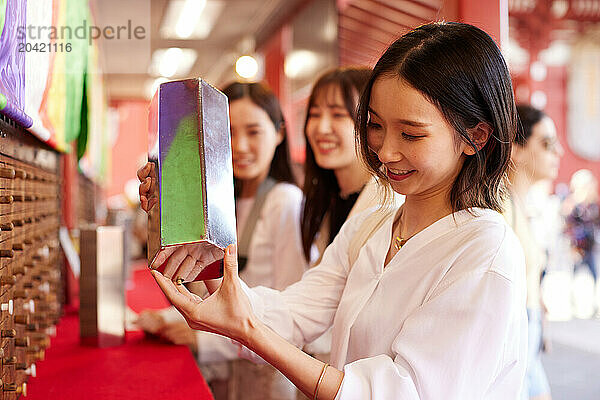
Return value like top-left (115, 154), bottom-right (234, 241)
top-left (314, 362), bottom-right (329, 400)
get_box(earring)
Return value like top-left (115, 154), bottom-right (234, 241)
top-left (464, 146), bottom-right (477, 156)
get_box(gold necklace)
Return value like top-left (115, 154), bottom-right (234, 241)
top-left (394, 236), bottom-right (410, 250)
top-left (393, 210), bottom-right (413, 250)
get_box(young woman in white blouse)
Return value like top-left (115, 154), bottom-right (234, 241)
top-left (137, 82), bottom-right (306, 398)
top-left (149, 22), bottom-right (528, 400)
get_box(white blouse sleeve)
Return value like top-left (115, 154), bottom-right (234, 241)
top-left (264, 183), bottom-right (308, 290)
top-left (336, 269), bottom-right (525, 400)
top-left (241, 183), bottom-right (308, 290)
top-left (241, 211), bottom-right (367, 348)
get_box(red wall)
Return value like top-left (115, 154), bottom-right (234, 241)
top-left (106, 100), bottom-right (149, 200)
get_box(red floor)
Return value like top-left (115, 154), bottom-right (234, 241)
top-left (26, 262), bottom-right (213, 399)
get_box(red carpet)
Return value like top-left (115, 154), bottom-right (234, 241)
top-left (26, 261), bottom-right (213, 399)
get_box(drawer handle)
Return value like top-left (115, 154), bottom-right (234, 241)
top-left (0, 250), bottom-right (14, 258)
top-left (0, 167), bottom-right (15, 179)
top-left (1, 330), bottom-right (16, 339)
top-left (0, 275), bottom-right (16, 286)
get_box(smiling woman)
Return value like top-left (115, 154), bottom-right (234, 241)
top-left (365, 77), bottom-right (467, 197)
top-left (301, 67), bottom-right (375, 265)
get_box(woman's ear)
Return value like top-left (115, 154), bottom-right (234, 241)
top-left (276, 126), bottom-right (285, 146)
top-left (464, 122), bottom-right (493, 155)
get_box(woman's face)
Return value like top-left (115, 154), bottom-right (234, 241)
top-left (513, 116), bottom-right (563, 182)
top-left (305, 85), bottom-right (357, 172)
top-left (230, 98), bottom-right (282, 182)
top-left (366, 77), bottom-right (468, 200)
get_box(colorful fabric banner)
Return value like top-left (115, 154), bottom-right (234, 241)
top-left (0, 0), bottom-right (31, 126)
top-left (79, 37), bottom-right (109, 184)
top-left (0, 0), bottom-right (109, 183)
top-left (64, 0), bottom-right (87, 144)
top-left (24, 0), bottom-right (55, 143)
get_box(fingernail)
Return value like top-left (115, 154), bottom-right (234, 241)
top-left (227, 244), bottom-right (236, 255)
top-left (151, 270), bottom-right (162, 279)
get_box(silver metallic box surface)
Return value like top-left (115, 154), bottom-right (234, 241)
top-left (147, 78), bottom-right (236, 281)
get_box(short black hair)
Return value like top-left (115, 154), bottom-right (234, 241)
top-left (515, 104), bottom-right (546, 146)
top-left (357, 22), bottom-right (517, 213)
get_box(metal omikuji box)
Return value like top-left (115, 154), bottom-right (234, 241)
top-left (147, 78), bottom-right (236, 282)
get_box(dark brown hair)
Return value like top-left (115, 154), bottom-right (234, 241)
top-left (515, 104), bottom-right (546, 145)
top-left (357, 22), bottom-right (516, 213)
top-left (221, 82), bottom-right (295, 195)
top-left (301, 67), bottom-right (372, 260)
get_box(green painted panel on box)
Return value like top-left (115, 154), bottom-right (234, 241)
top-left (161, 114), bottom-right (205, 244)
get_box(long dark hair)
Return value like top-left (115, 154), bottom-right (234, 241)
top-left (221, 82), bottom-right (295, 196)
top-left (301, 67), bottom-right (372, 260)
top-left (357, 22), bottom-right (516, 213)
top-left (515, 104), bottom-right (546, 145)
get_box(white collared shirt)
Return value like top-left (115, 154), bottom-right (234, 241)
top-left (238, 182), bottom-right (307, 289)
top-left (242, 207), bottom-right (527, 399)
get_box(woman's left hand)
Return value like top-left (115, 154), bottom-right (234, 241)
top-left (134, 310), bottom-right (166, 334)
top-left (150, 242), bottom-right (223, 281)
top-left (160, 322), bottom-right (198, 352)
top-left (151, 244), bottom-right (258, 345)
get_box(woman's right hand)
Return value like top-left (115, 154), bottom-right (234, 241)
top-left (137, 162), bottom-right (158, 212)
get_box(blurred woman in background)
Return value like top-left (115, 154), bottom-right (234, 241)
top-left (301, 67), bottom-right (379, 269)
top-left (508, 104), bottom-right (563, 400)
